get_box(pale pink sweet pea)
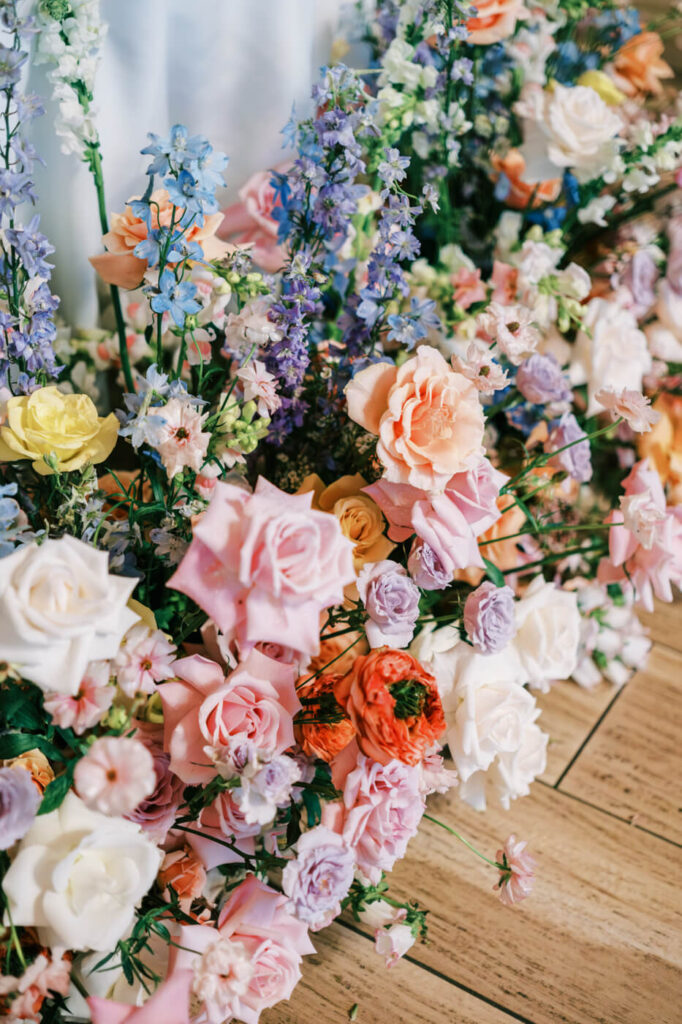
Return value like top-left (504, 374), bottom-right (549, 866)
top-left (494, 834), bottom-right (536, 907)
top-left (374, 922), bottom-right (416, 967)
top-left (1, 949), bottom-right (70, 1019)
top-left (159, 649), bottom-right (300, 786)
top-left (88, 969), bottom-right (194, 1024)
top-left (168, 875), bottom-right (315, 1024)
top-left (169, 477), bottom-right (355, 657)
top-left (236, 359), bottom-right (281, 417)
top-left (218, 168), bottom-right (288, 273)
top-left (114, 623), bottom-right (177, 697)
top-left (594, 387), bottom-right (660, 433)
top-left (74, 736), bottom-right (156, 816)
top-left (43, 661), bottom-right (113, 734)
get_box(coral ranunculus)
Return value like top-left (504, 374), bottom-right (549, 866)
top-left (334, 648), bottom-right (445, 766)
top-left (295, 672), bottom-right (356, 762)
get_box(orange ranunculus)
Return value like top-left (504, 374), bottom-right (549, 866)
top-left (299, 473), bottom-right (395, 572)
top-left (491, 150), bottom-right (563, 211)
top-left (334, 648), bottom-right (445, 767)
top-left (612, 32), bottom-right (673, 97)
top-left (158, 847), bottom-right (207, 908)
top-left (466, 0), bottom-right (525, 44)
top-left (637, 393), bottom-right (682, 504)
top-left (89, 188), bottom-right (229, 289)
top-left (295, 672), bottom-right (356, 762)
top-left (6, 749), bottom-right (54, 793)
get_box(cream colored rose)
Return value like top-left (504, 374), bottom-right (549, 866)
top-left (573, 298), bottom-right (651, 415)
top-left (513, 577), bottom-right (580, 691)
top-left (299, 472), bottom-right (395, 571)
top-left (489, 722), bottom-right (547, 810)
top-left (0, 536), bottom-right (137, 695)
top-left (0, 386), bottom-right (119, 475)
top-left (544, 84), bottom-right (622, 181)
top-left (3, 792), bottom-right (161, 952)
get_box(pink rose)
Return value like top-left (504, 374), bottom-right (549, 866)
top-left (88, 970), bottom-right (194, 1024)
top-left (169, 477), bottom-right (355, 657)
top-left (364, 458), bottom-right (507, 574)
top-left (345, 348), bottom-right (485, 490)
top-left (158, 649), bottom-right (300, 785)
top-left (218, 168), bottom-right (288, 273)
top-left (188, 791), bottom-right (262, 870)
top-left (169, 876), bottom-right (315, 1024)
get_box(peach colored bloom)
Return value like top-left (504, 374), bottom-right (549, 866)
top-left (346, 348), bottom-right (485, 491)
top-left (305, 625), bottom-right (369, 678)
top-left (6, 749), bottom-right (54, 794)
top-left (490, 260), bottom-right (519, 304)
top-left (218, 168), bottom-right (288, 273)
top-left (637, 393), bottom-right (682, 503)
top-left (158, 847), bottom-right (207, 909)
top-left (612, 32), bottom-right (673, 97)
top-left (74, 736), bottom-right (156, 816)
top-left (299, 472), bottom-right (395, 572)
top-left (452, 267), bottom-right (486, 309)
top-left (491, 150), bottom-right (562, 211)
top-left (594, 387), bottom-right (660, 433)
top-left (466, 0), bottom-right (526, 45)
top-left (2, 949), bottom-right (71, 1020)
top-left (295, 672), bottom-right (357, 762)
top-left (495, 834), bottom-right (536, 906)
top-left (43, 661), bottom-right (113, 734)
top-left (90, 188), bottom-right (228, 290)
top-left (455, 497), bottom-right (527, 586)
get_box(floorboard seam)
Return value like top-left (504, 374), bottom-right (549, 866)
top-left (339, 919), bottom-right (539, 1024)
top-left (551, 685), bottom-right (627, 789)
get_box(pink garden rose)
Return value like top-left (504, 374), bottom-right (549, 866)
top-left (188, 790), bottom-right (262, 870)
top-left (218, 168), bottom-right (288, 273)
top-left (168, 875), bottom-right (315, 1024)
top-left (345, 348), bottom-right (485, 491)
top-left (88, 969), bottom-right (194, 1024)
top-left (159, 649), bottom-right (300, 785)
top-left (599, 458), bottom-right (682, 611)
top-left (169, 477), bottom-right (355, 657)
top-left (364, 458), bottom-right (507, 575)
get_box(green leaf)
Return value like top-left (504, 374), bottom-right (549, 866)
top-left (38, 764), bottom-right (75, 816)
top-left (0, 731), bottom-right (62, 760)
top-left (302, 788), bottom-right (322, 828)
top-left (0, 688), bottom-right (43, 732)
top-left (482, 558), bottom-right (506, 588)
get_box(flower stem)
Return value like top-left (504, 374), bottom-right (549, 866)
top-left (423, 813), bottom-right (500, 869)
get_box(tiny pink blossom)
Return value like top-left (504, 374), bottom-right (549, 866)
top-left (236, 359), bottom-right (281, 417)
top-left (451, 344), bottom-right (510, 394)
top-left (374, 922), bottom-right (416, 967)
top-left (43, 661), bottom-right (113, 734)
top-left (156, 398), bottom-right (211, 479)
top-left (594, 387), bottom-right (660, 433)
top-left (478, 302), bottom-right (540, 365)
top-left (494, 834), bottom-right (536, 907)
top-left (452, 267), bottom-right (486, 309)
top-left (1, 949), bottom-right (71, 1019)
top-left (114, 623), bottom-right (177, 697)
top-left (74, 736), bottom-right (157, 816)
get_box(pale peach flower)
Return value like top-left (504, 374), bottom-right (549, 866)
top-left (191, 936), bottom-right (254, 1024)
top-left (478, 302), bottom-right (540, 365)
top-left (451, 345), bottom-right (510, 394)
top-left (452, 266), bottom-right (486, 309)
top-left (594, 387), bottom-right (660, 433)
top-left (1, 949), bottom-right (70, 1020)
top-left (236, 359), bottom-right (281, 417)
top-left (494, 834), bottom-right (536, 906)
top-left (43, 661), bottom-right (113, 734)
top-left (491, 149), bottom-right (562, 211)
top-left (156, 398), bottom-right (211, 479)
top-left (6, 749), bottom-right (54, 793)
top-left (74, 736), bottom-right (156, 816)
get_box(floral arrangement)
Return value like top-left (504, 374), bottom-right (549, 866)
top-left (1, 0), bottom-right (681, 1020)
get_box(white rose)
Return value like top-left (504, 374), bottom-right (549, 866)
top-left (3, 792), bottom-right (161, 952)
top-left (492, 722), bottom-right (548, 809)
top-left (544, 84), bottom-right (622, 181)
top-left (573, 298), bottom-right (651, 414)
top-left (513, 577), bottom-right (580, 691)
top-left (409, 624), bottom-right (461, 699)
top-left (0, 536), bottom-right (137, 695)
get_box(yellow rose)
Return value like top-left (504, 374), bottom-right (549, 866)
top-left (0, 386), bottom-right (118, 475)
top-left (576, 70), bottom-right (625, 107)
top-left (299, 472), bottom-right (395, 571)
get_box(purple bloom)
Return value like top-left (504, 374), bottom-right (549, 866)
top-left (463, 582), bottom-right (517, 654)
top-left (622, 249), bottom-right (658, 314)
top-left (0, 766), bottom-right (40, 850)
top-left (547, 412), bottom-right (593, 483)
top-left (124, 722), bottom-right (184, 844)
top-left (282, 824), bottom-right (355, 930)
top-left (407, 539), bottom-right (452, 591)
top-left (358, 559), bottom-right (421, 648)
top-left (378, 147), bottom-right (410, 188)
top-left (516, 353), bottom-right (571, 405)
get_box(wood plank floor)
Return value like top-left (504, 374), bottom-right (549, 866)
top-left (267, 602), bottom-right (682, 1024)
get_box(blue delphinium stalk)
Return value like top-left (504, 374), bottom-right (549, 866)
top-left (0, 0), bottom-right (60, 393)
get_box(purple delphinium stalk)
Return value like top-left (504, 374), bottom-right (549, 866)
top-left (0, 766), bottom-right (40, 850)
top-left (546, 412), bottom-right (593, 483)
top-left (463, 582), bottom-right (517, 654)
top-left (516, 353), bottom-right (571, 405)
top-left (282, 824), bottom-right (355, 930)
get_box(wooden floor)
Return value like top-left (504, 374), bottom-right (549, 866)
top-left (263, 602), bottom-right (682, 1024)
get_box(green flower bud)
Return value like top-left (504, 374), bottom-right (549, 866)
top-left (143, 692), bottom-right (165, 724)
top-left (101, 704), bottom-right (130, 731)
top-left (40, 0), bottom-right (72, 19)
top-left (241, 400), bottom-right (257, 424)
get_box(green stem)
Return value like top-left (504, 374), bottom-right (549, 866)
top-left (423, 814), bottom-right (500, 869)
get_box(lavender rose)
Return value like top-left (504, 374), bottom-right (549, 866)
top-left (516, 353), bottom-right (571, 405)
top-left (546, 413), bottom-right (593, 483)
top-left (407, 539), bottom-right (452, 591)
top-left (357, 559), bottom-right (421, 648)
top-left (0, 767), bottom-right (40, 850)
top-left (282, 824), bottom-right (355, 930)
top-left (463, 582), bottom-right (517, 654)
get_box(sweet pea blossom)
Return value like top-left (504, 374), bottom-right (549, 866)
top-left (357, 559), bottom-right (421, 648)
top-left (374, 922), bottom-right (416, 967)
top-left (282, 825), bottom-right (355, 930)
top-left (494, 834), bottom-right (537, 906)
top-left (74, 736), bottom-right (157, 816)
top-left (236, 359), bottom-right (281, 416)
top-left (451, 344), bottom-right (510, 394)
top-left (0, 766), bottom-right (40, 850)
top-left (594, 387), bottom-right (660, 433)
top-left (0, 949), bottom-right (71, 1020)
top-left (155, 398), bottom-right (210, 479)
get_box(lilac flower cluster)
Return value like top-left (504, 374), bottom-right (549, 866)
top-left (0, 2), bottom-right (60, 393)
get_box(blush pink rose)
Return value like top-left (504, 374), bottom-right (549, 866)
top-left (346, 348), bottom-right (485, 491)
top-left (88, 969), bottom-right (194, 1024)
top-left (158, 649), bottom-right (300, 785)
top-left (169, 477), bottom-right (355, 657)
top-left (168, 875), bottom-right (315, 1024)
top-left (218, 168), bottom-right (288, 273)
top-left (598, 458), bottom-right (682, 611)
top-left (364, 458), bottom-right (507, 574)
top-left (466, 0), bottom-right (526, 44)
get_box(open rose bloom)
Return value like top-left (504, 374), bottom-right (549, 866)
top-left (4, 2), bottom-right (682, 1020)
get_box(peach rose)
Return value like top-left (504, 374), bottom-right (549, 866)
top-left (295, 672), bottom-right (356, 762)
top-left (346, 348), bottom-right (485, 491)
top-left (299, 472), bottom-right (395, 571)
top-left (158, 847), bottom-right (207, 910)
top-left (466, 0), bottom-right (525, 45)
top-left (7, 750), bottom-right (55, 793)
top-left (637, 393), bottom-right (682, 504)
top-left (306, 626), bottom-right (368, 679)
top-left (491, 150), bottom-right (562, 211)
top-left (612, 32), bottom-right (673, 97)
top-left (90, 189), bottom-right (228, 290)
top-left (334, 648), bottom-right (446, 766)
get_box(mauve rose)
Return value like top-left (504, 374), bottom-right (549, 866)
top-left (516, 353), bottom-right (571, 405)
top-left (463, 582), bottom-right (517, 654)
top-left (0, 766), bottom-right (40, 850)
top-left (622, 249), bottom-right (659, 315)
top-left (125, 721), bottom-right (184, 843)
top-left (407, 539), bottom-right (452, 590)
top-left (546, 413), bottom-right (593, 483)
top-left (282, 825), bottom-right (355, 930)
top-left (357, 560), bottom-right (420, 648)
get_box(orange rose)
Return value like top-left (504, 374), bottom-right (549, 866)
top-left (295, 672), bottom-right (356, 762)
top-left (612, 32), bottom-right (673, 97)
top-left (637, 393), bottom-right (682, 504)
top-left (346, 347), bottom-right (485, 491)
top-left (466, 0), bottom-right (525, 45)
top-left (6, 749), bottom-right (54, 793)
top-left (334, 648), bottom-right (445, 766)
top-left (158, 847), bottom-right (207, 908)
top-left (491, 150), bottom-right (562, 211)
top-left (298, 473), bottom-right (395, 571)
top-left (90, 188), bottom-right (228, 289)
